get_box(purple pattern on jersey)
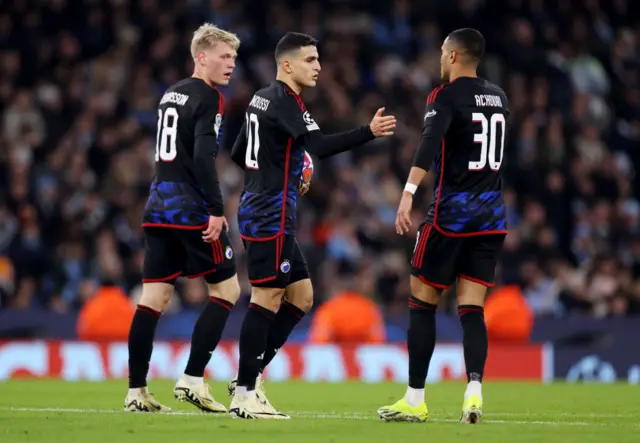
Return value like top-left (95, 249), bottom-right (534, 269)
top-left (143, 181), bottom-right (209, 226)
top-left (238, 149), bottom-right (304, 238)
top-left (428, 189), bottom-right (507, 233)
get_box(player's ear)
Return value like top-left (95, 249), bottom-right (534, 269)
top-left (449, 50), bottom-right (457, 65)
top-left (283, 59), bottom-right (293, 74)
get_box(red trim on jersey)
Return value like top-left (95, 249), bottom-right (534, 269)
top-left (142, 271), bottom-right (182, 283)
top-left (142, 222), bottom-right (209, 230)
top-left (432, 224), bottom-right (508, 238)
top-left (240, 233), bottom-right (283, 242)
top-left (217, 89), bottom-right (225, 116)
top-left (458, 273), bottom-right (496, 288)
top-left (280, 137), bottom-right (292, 233)
top-left (416, 275), bottom-right (451, 290)
top-left (241, 132), bottom-right (293, 244)
top-left (284, 86), bottom-right (306, 111)
top-left (250, 275), bottom-right (278, 284)
top-left (432, 139), bottom-right (446, 226)
top-left (427, 84), bottom-right (446, 105)
top-left (187, 269), bottom-right (217, 279)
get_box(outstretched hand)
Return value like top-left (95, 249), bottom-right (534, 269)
top-left (369, 107), bottom-right (396, 137)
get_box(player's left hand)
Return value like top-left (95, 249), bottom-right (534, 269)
top-left (396, 193), bottom-right (413, 235)
top-left (202, 215), bottom-right (228, 243)
top-left (299, 183), bottom-right (310, 196)
top-left (369, 107), bottom-right (396, 137)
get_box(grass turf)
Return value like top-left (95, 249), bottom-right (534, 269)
top-left (0, 380), bottom-right (637, 443)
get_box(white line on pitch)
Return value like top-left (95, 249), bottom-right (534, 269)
top-left (0, 407), bottom-right (631, 426)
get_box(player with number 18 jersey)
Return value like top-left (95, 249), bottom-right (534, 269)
top-left (142, 77), bottom-right (236, 284)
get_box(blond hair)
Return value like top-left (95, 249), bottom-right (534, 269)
top-left (190, 23), bottom-right (240, 59)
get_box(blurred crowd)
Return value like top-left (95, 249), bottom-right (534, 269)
top-left (0, 0), bottom-right (639, 319)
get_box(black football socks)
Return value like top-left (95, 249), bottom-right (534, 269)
top-left (407, 296), bottom-right (438, 389)
top-left (184, 297), bottom-right (234, 377)
top-left (237, 303), bottom-right (275, 391)
top-left (128, 305), bottom-right (161, 389)
top-left (260, 300), bottom-right (305, 372)
top-left (458, 305), bottom-right (487, 382)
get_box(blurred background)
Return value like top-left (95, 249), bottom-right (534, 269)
top-left (0, 0), bottom-right (639, 347)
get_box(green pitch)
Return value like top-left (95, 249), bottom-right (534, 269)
top-left (0, 380), bottom-right (636, 443)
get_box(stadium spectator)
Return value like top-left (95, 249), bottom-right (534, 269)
top-left (0, 0), bottom-right (638, 323)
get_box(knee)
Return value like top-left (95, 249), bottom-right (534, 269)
top-left (291, 292), bottom-right (313, 313)
top-left (251, 287), bottom-right (285, 313)
top-left (410, 276), bottom-right (423, 298)
top-left (410, 276), bottom-right (442, 305)
top-left (209, 276), bottom-right (241, 305)
top-left (285, 280), bottom-right (314, 313)
top-left (140, 283), bottom-right (174, 313)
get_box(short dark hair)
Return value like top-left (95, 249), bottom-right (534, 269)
top-left (274, 32), bottom-right (318, 61)
top-left (447, 28), bottom-right (485, 63)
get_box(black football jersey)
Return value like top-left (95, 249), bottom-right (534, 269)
top-left (234, 80), bottom-right (319, 239)
top-left (143, 77), bottom-right (225, 228)
top-left (423, 77), bottom-right (509, 235)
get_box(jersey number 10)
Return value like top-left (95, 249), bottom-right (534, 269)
top-left (155, 107), bottom-right (178, 162)
top-left (244, 112), bottom-right (260, 170)
top-left (469, 112), bottom-right (506, 171)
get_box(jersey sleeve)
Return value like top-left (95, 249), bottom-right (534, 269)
top-left (193, 90), bottom-right (224, 216)
top-left (195, 89), bottom-right (222, 138)
top-left (412, 87), bottom-right (454, 171)
top-left (275, 95), bottom-right (320, 140)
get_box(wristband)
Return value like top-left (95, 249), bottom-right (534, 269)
top-left (404, 183), bottom-right (418, 195)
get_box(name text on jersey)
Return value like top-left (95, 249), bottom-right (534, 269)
top-left (249, 95), bottom-right (271, 112)
top-left (160, 92), bottom-right (189, 106)
top-left (474, 94), bottom-right (503, 108)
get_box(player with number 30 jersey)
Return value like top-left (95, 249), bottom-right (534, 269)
top-left (379, 28), bottom-right (509, 426)
top-left (421, 77), bottom-right (509, 235)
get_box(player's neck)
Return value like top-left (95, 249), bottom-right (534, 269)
top-left (448, 69), bottom-right (477, 83)
top-left (276, 73), bottom-right (302, 95)
top-left (191, 71), bottom-right (216, 89)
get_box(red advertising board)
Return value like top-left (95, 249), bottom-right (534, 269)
top-left (0, 341), bottom-right (546, 382)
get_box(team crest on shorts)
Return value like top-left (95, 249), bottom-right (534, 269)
top-left (280, 260), bottom-right (291, 274)
top-left (225, 246), bottom-right (233, 260)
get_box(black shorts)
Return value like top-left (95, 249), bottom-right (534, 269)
top-left (143, 227), bottom-right (236, 285)
top-left (243, 235), bottom-right (310, 288)
top-left (411, 223), bottom-right (505, 289)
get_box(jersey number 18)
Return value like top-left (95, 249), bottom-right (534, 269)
top-left (469, 112), bottom-right (506, 171)
top-left (155, 107), bottom-right (178, 162)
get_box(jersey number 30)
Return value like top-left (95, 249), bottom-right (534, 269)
top-left (469, 112), bottom-right (506, 171)
top-left (155, 107), bottom-right (178, 162)
top-left (244, 112), bottom-right (260, 169)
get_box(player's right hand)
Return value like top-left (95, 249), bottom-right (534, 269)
top-left (202, 216), bottom-right (227, 243)
top-left (395, 193), bottom-right (413, 235)
top-left (369, 107), bottom-right (396, 137)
